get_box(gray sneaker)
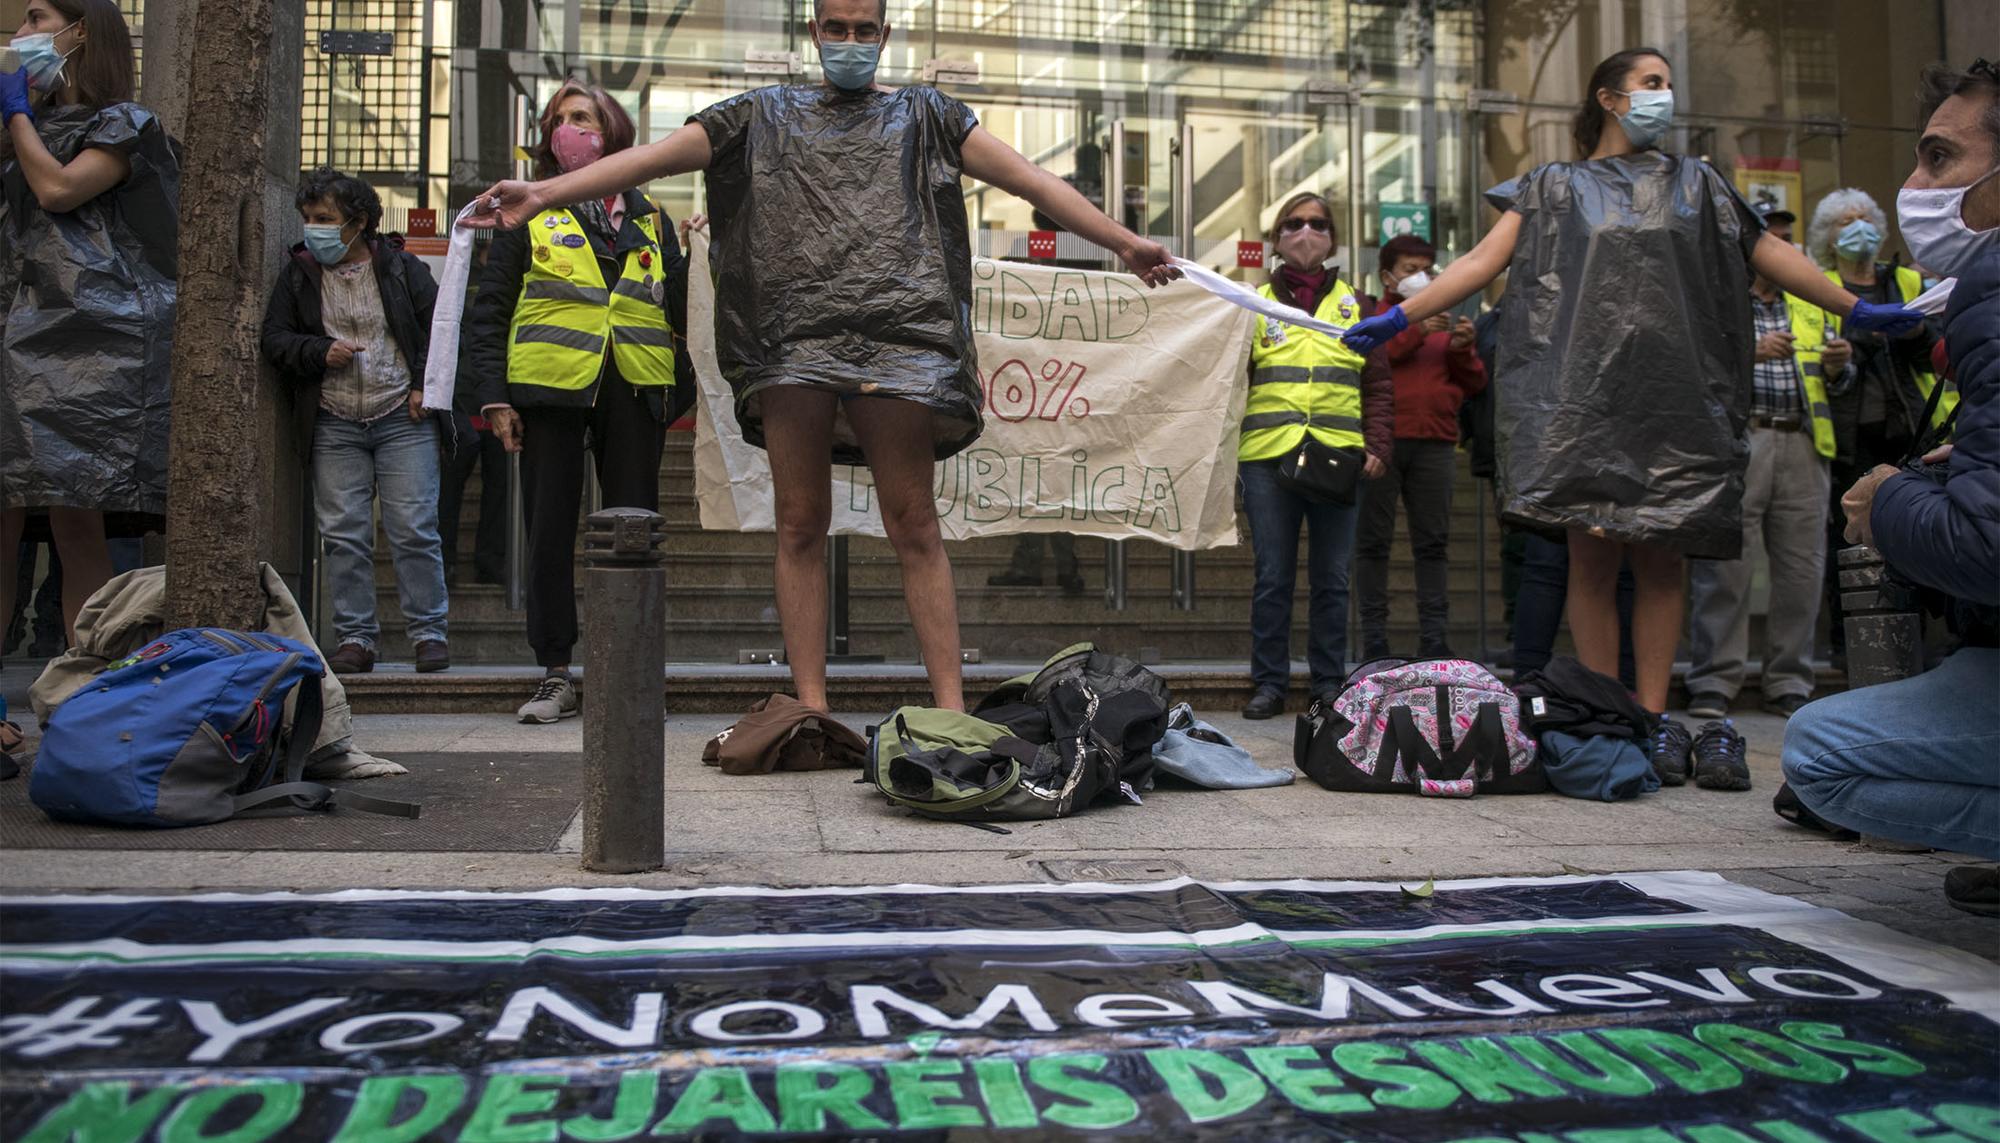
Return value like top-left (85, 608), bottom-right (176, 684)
top-left (517, 674), bottom-right (579, 724)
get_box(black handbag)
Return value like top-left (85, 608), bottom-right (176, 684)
top-left (1272, 436), bottom-right (1366, 505)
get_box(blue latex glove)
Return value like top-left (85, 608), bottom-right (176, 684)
top-left (0, 68), bottom-right (30, 127)
top-left (1341, 304), bottom-right (1409, 355)
top-left (1846, 297), bottom-right (1925, 337)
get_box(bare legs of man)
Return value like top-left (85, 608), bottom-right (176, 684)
top-left (1567, 530), bottom-right (1684, 715)
top-left (0, 506), bottom-right (111, 650)
top-left (760, 390), bottom-right (966, 713)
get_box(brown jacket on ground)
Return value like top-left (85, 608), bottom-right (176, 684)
top-left (703, 695), bottom-right (867, 775)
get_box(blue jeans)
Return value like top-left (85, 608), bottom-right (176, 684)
top-left (1239, 459), bottom-right (1358, 693)
top-left (1782, 648), bottom-right (2000, 860)
top-left (313, 412), bottom-right (449, 650)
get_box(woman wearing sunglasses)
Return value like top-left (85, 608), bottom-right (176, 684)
top-left (1341, 47), bottom-right (1925, 724)
top-left (1236, 192), bottom-right (1394, 720)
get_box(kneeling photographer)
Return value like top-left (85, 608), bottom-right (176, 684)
top-left (1781, 59), bottom-right (2000, 916)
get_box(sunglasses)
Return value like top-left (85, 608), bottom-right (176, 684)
top-left (1279, 217), bottom-right (1332, 234)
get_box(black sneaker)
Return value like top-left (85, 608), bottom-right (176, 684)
top-left (1945, 866), bottom-right (2000, 917)
top-left (1692, 720), bottom-right (1752, 791)
top-left (1763, 693), bottom-right (1811, 718)
top-left (1241, 686), bottom-right (1286, 720)
top-left (1686, 691), bottom-right (1730, 720)
top-left (1649, 714), bottom-right (1693, 787)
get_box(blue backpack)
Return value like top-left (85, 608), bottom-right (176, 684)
top-left (29, 628), bottom-right (417, 827)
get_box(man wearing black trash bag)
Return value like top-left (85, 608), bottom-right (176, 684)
top-left (468, 0), bottom-right (1179, 714)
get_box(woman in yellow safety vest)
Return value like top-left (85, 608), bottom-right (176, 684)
top-left (464, 80), bottom-right (688, 724)
top-left (1236, 192), bottom-right (1394, 721)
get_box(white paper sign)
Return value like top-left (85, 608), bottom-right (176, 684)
top-left (424, 201), bottom-right (486, 412)
top-left (690, 242), bottom-right (1255, 550)
top-left (1173, 257), bottom-right (1353, 337)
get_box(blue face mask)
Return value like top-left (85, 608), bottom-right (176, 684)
top-left (1835, 217), bottom-right (1882, 260)
top-left (303, 223), bottom-right (353, 266)
top-left (819, 40), bottom-right (881, 91)
top-left (11, 22), bottom-right (79, 92)
top-left (1616, 88), bottom-right (1675, 150)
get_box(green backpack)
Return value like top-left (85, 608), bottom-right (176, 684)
top-left (865, 643), bottom-right (1172, 822)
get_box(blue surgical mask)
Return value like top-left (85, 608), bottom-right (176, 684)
top-left (303, 223), bottom-right (353, 266)
top-left (819, 41), bottom-right (880, 92)
top-left (11, 22), bottom-right (79, 92)
top-left (1835, 217), bottom-right (1883, 260)
top-left (1617, 88), bottom-right (1675, 150)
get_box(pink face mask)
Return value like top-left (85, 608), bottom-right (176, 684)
top-left (551, 123), bottom-right (604, 173)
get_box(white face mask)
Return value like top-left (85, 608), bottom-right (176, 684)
top-left (1397, 269), bottom-right (1433, 296)
top-left (1897, 167), bottom-right (2000, 278)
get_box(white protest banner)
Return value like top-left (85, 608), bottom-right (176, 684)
top-left (689, 239), bottom-right (1254, 551)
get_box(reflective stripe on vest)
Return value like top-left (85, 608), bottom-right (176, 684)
top-left (507, 208), bottom-right (676, 392)
top-left (1782, 292), bottom-right (1838, 460)
top-left (1240, 281), bottom-right (1368, 462)
top-left (1823, 265), bottom-right (1953, 430)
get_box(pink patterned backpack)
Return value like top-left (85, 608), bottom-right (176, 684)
top-left (1294, 658), bottom-right (1544, 797)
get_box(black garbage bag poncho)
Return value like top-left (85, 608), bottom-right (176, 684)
top-left (1, 103), bottom-right (180, 517)
top-left (693, 85), bottom-right (983, 465)
top-left (1485, 152), bottom-right (1764, 560)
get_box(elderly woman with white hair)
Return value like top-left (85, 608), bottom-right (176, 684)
top-left (1807, 187), bottom-right (1948, 668)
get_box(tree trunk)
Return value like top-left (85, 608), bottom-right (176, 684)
top-left (162, 0), bottom-right (279, 632)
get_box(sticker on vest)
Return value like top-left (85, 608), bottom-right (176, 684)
top-left (549, 257), bottom-right (574, 277)
top-left (1263, 321), bottom-right (1289, 348)
top-left (543, 216), bottom-right (559, 229)
top-left (650, 278), bottom-right (665, 304)
top-left (534, 245), bottom-right (551, 263)
top-left (560, 233), bottom-right (587, 249)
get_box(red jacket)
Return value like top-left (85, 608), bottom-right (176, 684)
top-left (1377, 292), bottom-right (1488, 442)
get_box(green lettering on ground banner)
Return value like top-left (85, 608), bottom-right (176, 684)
top-left (1144, 1049), bottom-right (1268, 1124)
top-left (1330, 1042), bottom-right (1464, 1111)
top-left (157, 1083), bottom-right (303, 1143)
top-left (1027, 1054), bottom-right (1139, 1130)
top-left (459, 1074), bottom-right (566, 1143)
top-left (1595, 1029), bottom-right (1745, 1094)
top-left (1838, 1108), bottom-right (1963, 1143)
top-left (1501, 1032), bottom-right (1659, 1096)
top-left (1693, 1024), bottom-right (1847, 1085)
top-left (1683, 1124), bottom-right (1767, 1143)
top-left (1412, 1037), bottom-right (1568, 1103)
top-left (883, 1059), bottom-right (984, 1130)
top-left (331, 1075), bottom-right (469, 1143)
top-left (1751, 1119), bottom-right (1840, 1143)
top-left (774, 1064), bottom-right (890, 1133)
top-left (561, 1072), bottom-right (659, 1142)
top-left (1243, 1045), bottom-right (1372, 1114)
top-left (971, 1059), bottom-right (1040, 1129)
top-left (1565, 1129), bottom-right (1683, 1143)
top-left (19, 1082), bottom-right (183, 1143)
top-left (1933, 1104), bottom-right (2000, 1142)
top-left (1778, 1023), bottom-right (1927, 1077)
top-left (651, 1068), bottom-right (776, 1134)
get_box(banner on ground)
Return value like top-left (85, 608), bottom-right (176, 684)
top-left (5, 872), bottom-right (1996, 1142)
top-left (688, 240), bottom-right (1255, 550)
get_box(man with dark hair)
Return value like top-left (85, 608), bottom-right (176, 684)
top-left (1354, 234), bottom-right (1486, 661)
top-left (262, 167), bottom-right (451, 674)
top-left (1783, 59), bottom-right (2000, 915)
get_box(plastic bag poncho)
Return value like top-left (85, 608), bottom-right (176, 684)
top-left (693, 85), bottom-right (982, 464)
top-left (1485, 152), bottom-right (1764, 559)
top-left (0, 103), bottom-right (179, 516)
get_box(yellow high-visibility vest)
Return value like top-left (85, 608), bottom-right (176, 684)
top-left (1777, 292), bottom-right (1838, 460)
top-left (1240, 281), bottom-right (1369, 463)
top-left (507, 207), bottom-right (676, 392)
top-left (1825, 264), bottom-right (1953, 429)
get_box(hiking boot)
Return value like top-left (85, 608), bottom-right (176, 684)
top-left (1686, 691), bottom-right (1730, 720)
top-left (1648, 714), bottom-right (1694, 787)
top-left (1692, 720), bottom-right (1752, 791)
top-left (1241, 686), bottom-right (1285, 720)
top-left (413, 640), bottom-right (451, 674)
top-left (518, 674), bottom-right (579, 724)
top-left (328, 642), bottom-right (375, 675)
top-left (1945, 866), bottom-right (2000, 917)
top-left (1763, 693), bottom-right (1811, 718)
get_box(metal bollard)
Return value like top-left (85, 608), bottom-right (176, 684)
top-left (1837, 545), bottom-right (1923, 688)
top-left (581, 508), bottom-right (668, 873)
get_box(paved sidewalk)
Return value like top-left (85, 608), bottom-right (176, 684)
top-left (3, 700), bottom-right (1993, 965)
